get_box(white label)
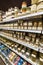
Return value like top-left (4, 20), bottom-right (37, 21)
top-left (26, 52), bottom-right (30, 56)
top-left (31, 54), bottom-right (36, 57)
top-left (22, 50), bottom-right (25, 53)
top-left (40, 58), bottom-right (43, 62)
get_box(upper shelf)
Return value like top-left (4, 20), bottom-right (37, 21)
top-left (0, 28), bottom-right (41, 34)
top-left (0, 12), bottom-right (43, 24)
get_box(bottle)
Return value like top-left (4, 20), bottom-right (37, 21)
top-left (25, 48), bottom-right (31, 58)
top-left (31, 50), bottom-right (37, 62)
top-left (21, 2), bottom-right (27, 13)
top-left (18, 45), bottom-right (23, 52)
top-left (21, 46), bottom-right (26, 54)
top-left (14, 44), bottom-right (19, 50)
top-left (39, 53), bottom-right (43, 65)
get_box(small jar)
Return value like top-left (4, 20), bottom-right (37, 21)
top-left (25, 48), bottom-right (30, 58)
top-left (31, 4), bottom-right (37, 13)
top-left (27, 21), bottom-right (33, 30)
top-left (37, 21), bottom-right (42, 30)
top-left (32, 22), bottom-right (38, 30)
top-left (14, 44), bottom-right (19, 50)
top-left (21, 2), bottom-right (27, 13)
top-left (37, 2), bottom-right (43, 12)
top-left (26, 6), bottom-right (31, 14)
top-left (39, 53), bottom-right (43, 65)
top-left (14, 7), bottom-right (19, 17)
top-left (31, 51), bottom-right (37, 62)
top-left (18, 45), bottom-right (23, 52)
top-left (21, 47), bottom-right (26, 54)
top-left (23, 21), bottom-right (27, 30)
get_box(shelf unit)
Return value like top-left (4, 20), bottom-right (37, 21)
top-left (0, 33), bottom-right (39, 51)
top-left (0, 12), bottom-right (43, 24)
top-left (0, 12), bottom-right (43, 65)
top-left (0, 55), bottom-right (7, 65)
top-left (0, 28), bottom-right (42, 34)
top-left (0, 50), bottom-right (14, 65)
top-left (0, 41), bottom-right (37, 65)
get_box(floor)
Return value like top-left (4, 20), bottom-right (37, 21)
top-left (0, 57), bottom-right (6, 65)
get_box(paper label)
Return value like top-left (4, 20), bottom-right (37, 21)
top-left (31, 54), bottom-right (36, 57)
top-left (40, 58), bottom-right (43, 62)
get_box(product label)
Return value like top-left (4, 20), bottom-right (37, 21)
top-left (31, 54), bottom-right (36, 57)
top-left (26, 52), bottom-right (30, 56)
top-left (40, 58), bottom-right (43, 62)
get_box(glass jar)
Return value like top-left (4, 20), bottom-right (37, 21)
top-left (31, 51), bottom-right (37, 62)
top-left (37, 2), bottom-right (43, 12)
top-left (21, 2), bottom-right (27, 13)
top-left (39, 53), bottom-right (43, 65)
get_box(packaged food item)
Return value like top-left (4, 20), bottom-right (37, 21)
top-left (31, 4), bottom-right (37, 13)
top-left (37, 22), bottom-right (42, 30)
top-left (31, 0), bottom-right (38, 4)
top-left (8, 52), bottom-right (16, 61)
top-left (20, 20), bottom-right (23, 29)
top-left (17, 32), bottom-right (20, 39)
top-left (26, 6), bottom-right (31, 14)
top-left (25, 48), bottom-right (30, 58)
top-left (14, 7), bottom-right (19, 17)
top-left (39, 53), bottom-right (43, 65)
top-left (25, 33), bottom-right (32, 43)
top-left (31, 50), bottom-right (37, 62)
top-left (14, 44), bottom-right (19, 50)
top-left (21, 47), bottom-right (26, 54)
top-left (27, 21), bottom-right (33, 30)
top-left (21, 2), bottom-right (27, 13)
top-left (18, 45), bottom-right (23, 52)
top-left (32, 22), bottom-right (38, 30)
top-left (14, 32), bottom-right (16, 38)
top-left (31, 34), bottom-right (36, 45)
top-left (23, 21), bottom-right (27, 29)
top-left (37, 2), bottom-right (43, 12)
top-left (11, 43), bottom-right (15, 48)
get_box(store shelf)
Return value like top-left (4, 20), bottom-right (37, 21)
top-left (0, 50), bottom-right (14, 65)
top-left (0, 33), bottom-right (39, 51)
top-left (0, 12), bottom-right (43, 24)
top-left (0, 55), bottom-right (7, 65)
top-left (0, 28), bottom-right (41, 34)
top-left (0, 41), bottom-right (37, 65)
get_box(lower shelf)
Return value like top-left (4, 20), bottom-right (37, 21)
top-left (0, 50), bottom-right (14, 65)
top-left (0, 41), bottom-right (38, 65)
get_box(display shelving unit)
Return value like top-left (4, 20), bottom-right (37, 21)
top-left (0, 12), bottom-right (43, 65)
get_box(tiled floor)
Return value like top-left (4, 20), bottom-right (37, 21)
top-left (0, 57), bottom-right (6, 65)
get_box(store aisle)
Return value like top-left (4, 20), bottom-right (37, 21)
top-left (0, 57), bottom-right (6, 65)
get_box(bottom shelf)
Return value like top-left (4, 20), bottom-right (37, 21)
top-left (0, 41), bottom-right (38, 65)
top-left (0, 45), bottom-right (33, 65)
top-left (0, 50), bottom-right (14, 65)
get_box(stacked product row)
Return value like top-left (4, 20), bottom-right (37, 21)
top-left (0, 36), bottom-right (43, 65)
top-left (0, 31), bottom-right (43, 52)
top-left (0, 20), bottom-right (43, 30)
top-left (0, 0), bottom-right (43, 21)
top-left (0, 43), bottom-right (32, 65)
